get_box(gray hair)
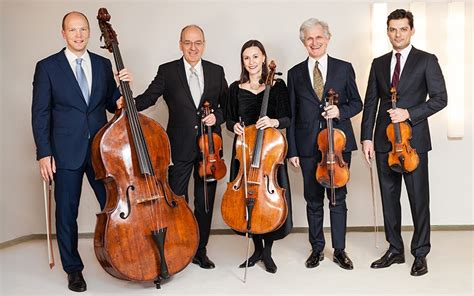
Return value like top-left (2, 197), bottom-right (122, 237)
top-left (299, 18), bottom-right (331, 43)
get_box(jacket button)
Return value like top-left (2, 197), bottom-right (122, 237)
top-left (194, 125), bottom-right (198, 130)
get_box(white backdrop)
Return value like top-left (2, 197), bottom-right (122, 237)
top-left (0, 0), bottom-right (472, 243)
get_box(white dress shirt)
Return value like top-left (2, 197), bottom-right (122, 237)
top-left (307, 53), bottom-right (328, 87)
top-left (390, 44), bottom-right (412, 84)
top-left (184, 58), bottom-right (204, 106)
top-left (64, 48), bottom-right (92, 96)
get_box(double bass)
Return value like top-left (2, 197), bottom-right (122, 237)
top-left (221, 61), bottom-right (288, 235)
top-left (198, 101), bottom-right (227, 213)
top-left (316, 89), bottom-right (350, 205)
top-left (386, 87), bottom-right (419, 173)
top-left (92, 8), bottom-right (199, 288)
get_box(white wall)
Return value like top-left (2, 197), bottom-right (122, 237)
top-left (1, 0), bottom-right (472, 243)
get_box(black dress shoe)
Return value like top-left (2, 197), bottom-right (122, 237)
top-left (333, 251), bottom-right (354, 270)
top-left (370, 250), bottom-right (405, 269)
top-left (239, 251), bottom-right (262, 268)
top-left (192, 251), bottom-right (215, 269)
top-left (411, 256), bottom-right (428, 276)
top-left (262, 253), bottom-right (277, 274)
top-left (67, 271), bottom-right (87, 292)
top-left (305, 250), bottom-right (324, 268)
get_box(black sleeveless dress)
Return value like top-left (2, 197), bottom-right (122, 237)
top-left (225, 79), bottom-right (293, 240)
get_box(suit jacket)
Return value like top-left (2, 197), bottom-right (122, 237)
top-left (360, 47), bottom-right (448, 153)
top-left (135, 58), bottom-right (228, 162)
top-left (32, 49), bottom-right (118, 170)
top-left (287, 56), bottom-right (363, 158)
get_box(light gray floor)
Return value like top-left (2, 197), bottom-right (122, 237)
top-left (0, 231), bottom-right (473, 295)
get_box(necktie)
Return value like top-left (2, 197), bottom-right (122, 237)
top-left (391, 52), bottom-right (401, 89)
top-left (313, 61), bottom-right (324, 100)
top-left (75, 58), bottom-right (90, 105)
top-left (189, 67), bottom-right (202, 107)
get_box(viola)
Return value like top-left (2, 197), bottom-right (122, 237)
top-left (316, 89), bottom-right (350, 205)
top-left (198, 101), bottom-right (227, 212)
top-left (221, 60), bottom-right (288, 235)
top-left (91, 8), bottom-right (198, 288)
top-left (386, 87), bottom-right (419, 173)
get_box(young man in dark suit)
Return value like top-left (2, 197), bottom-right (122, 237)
top-left (361, 9), bottom-right (447, 276)
top-left (31, 11), bottom-right (128, 292)
top-left (131, 25), bottom-right (228, 269)
top-left (287, 18), bottom-right (362, 270)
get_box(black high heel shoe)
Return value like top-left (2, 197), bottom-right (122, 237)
top-left (238, 251), bottom-right (263, 268)
top-left (262, 252), bottom-right (277, 273)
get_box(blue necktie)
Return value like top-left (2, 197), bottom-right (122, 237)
top-left (75, 58), bottom-right (90, 105)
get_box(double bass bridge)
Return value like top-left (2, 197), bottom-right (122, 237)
top-left (136, 194), bottom-right (163, 204)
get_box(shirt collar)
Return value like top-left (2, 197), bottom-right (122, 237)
top-left (392, 44), bottom-right (412, 60)
top-left (64, 48), bottom-right (90, 65)
top-left (183, 58), bottom-right (203, 75)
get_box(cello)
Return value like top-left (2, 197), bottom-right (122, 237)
top-left (221, 60), bottom-right (288, 236)
top-left (198, 101), bottom-right (227, 213)
top-left (386, 87), bottom-right (419, 173)
top-left (92, 8), bottom-right (199, 288)
top-left (316, 89), bottom-right (350, 206)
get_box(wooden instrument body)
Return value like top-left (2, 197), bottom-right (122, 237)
top-left (221, 125), bottom-right (287, 234)
top-left (198, 131), bottom-right (227, 181)
top-left (316, 128), bottom-right (349, 188)
top-left (386, 121), bottom-right (419, 173)
top-left (92, 103), bottom-right (199, 282)
top-left (386, 87), bottom-right (419, 173)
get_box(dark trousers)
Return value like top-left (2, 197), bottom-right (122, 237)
top-left (299, 153), bottom-right (351, 252)
top-left (376, 152), bottom-right (430, 257)
top-left (168, 157), bottom-right (216, 253)
top-left (54, 152), bottom-right (106, 274)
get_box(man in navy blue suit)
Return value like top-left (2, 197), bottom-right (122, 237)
top-left (31, 11), bottom-right (129, 292)
top-left (287, 18), bottom-right (362, 270)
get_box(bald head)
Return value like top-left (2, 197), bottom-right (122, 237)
top-left (62, 11), bottom-right (89, 30)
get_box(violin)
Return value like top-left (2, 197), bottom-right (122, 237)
top-left (221, 60), bottom-right (288, 235)
top-left (91, 8), bottom-right (198, 288)
top-left (386, 87), bottom-right (419, 173)
top-left (198, 101), bottom-right (227, 212)
top-left (316, 89), bottom-right (349, 205)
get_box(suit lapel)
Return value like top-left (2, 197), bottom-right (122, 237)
top-left (323, 56), bottom-right (334, 99)
top-left (88, 51), bottom-right (100, 110)
top-left (56, 50), bottom-right (88, 110)
top-left (198, 60), bottom-right (210, 108)
top-left (398, 47), bottom-right (419, 93)
top-left (301, 58), bottom-right (318, 101)
top-left (381, 52), bottom-right (392, 91)
top-left (176, 58), bottom-right (197, 109)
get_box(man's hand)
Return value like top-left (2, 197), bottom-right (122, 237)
top-left (387, 108), bottom-right (409, 123)
top-left (117, 68), bottom-right (133, 84)
top-left (39, 156), bottom-right (56, 182)
top-left (116, 96), bottom-right (125, 109)
top-left (289, 156), bottom-right (300, 168)
top-left (322, 105), bottom-right (340, 120)
top-left (202, 114), bottom-right (216, 126)
top-left (362, 140), bottom-right (375, 165)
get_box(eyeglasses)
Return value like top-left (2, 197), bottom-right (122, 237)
top-left (181, 40), bottom-right (205, 48)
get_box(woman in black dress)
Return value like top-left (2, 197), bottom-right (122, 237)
top-left (226, 40), bottom-right (292, 273)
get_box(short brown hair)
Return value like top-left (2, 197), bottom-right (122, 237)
top-left (387, 9), bottom-right (414, 29)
